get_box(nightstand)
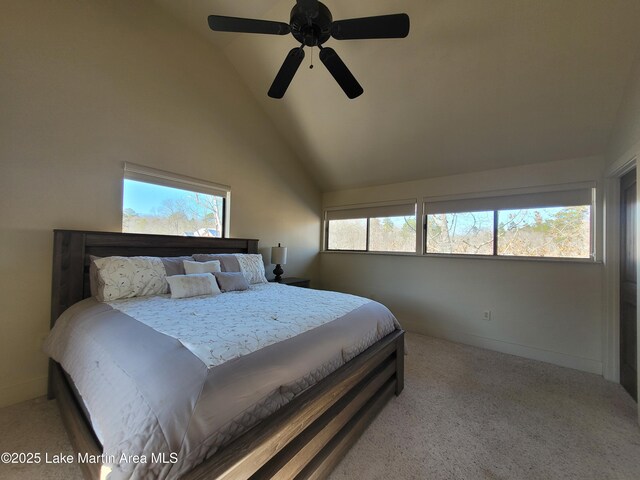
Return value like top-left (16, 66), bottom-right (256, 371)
top-left (271, 277), bottom-right (311, 288)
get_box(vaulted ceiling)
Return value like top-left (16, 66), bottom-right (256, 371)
top-left (155, 0), bottom-right (640, 191)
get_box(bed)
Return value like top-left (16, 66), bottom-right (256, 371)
top-left (47, 230), bottom-right (405, 480)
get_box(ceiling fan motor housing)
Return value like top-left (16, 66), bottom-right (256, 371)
top-left (290, 2), bottom-right (333, 46)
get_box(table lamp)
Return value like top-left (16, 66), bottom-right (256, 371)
top-left (271, 243), bottom-right (287, 282)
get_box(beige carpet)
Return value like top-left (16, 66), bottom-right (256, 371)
top-left (1, 333), bottom-right (639, 479)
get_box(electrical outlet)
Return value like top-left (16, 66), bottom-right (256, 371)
top-left (482, 310), bottom-right (492, 321)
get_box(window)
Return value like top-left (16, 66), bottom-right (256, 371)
top-left (497, 206), bottom-right (591, 258)
top-left (327, 218), bottom-right (367, 250)
top-left (122, 163), bottom-right (229, 237)
top-left (426, 211), bottom-right (494, 255)
top-left (424, 185), bottom-right (594, 259)
top-left (325, 203), bottom-right (416, 253)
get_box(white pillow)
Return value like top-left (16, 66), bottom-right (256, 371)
top-left (166, 274), bottom-right (221, 299)
top-left (94, 256), bottom-right (168, 302)
top-left (235, 254), bottom-right (268, 284)
top-left (183, 259), bottom-right (221, 275)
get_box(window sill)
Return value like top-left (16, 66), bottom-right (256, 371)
top-left (321, 250), bottom-right (601, 264)
top-left (324, 250), bottom-right (416, 257)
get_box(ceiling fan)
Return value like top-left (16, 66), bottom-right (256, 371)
top-left (207, 0), bottom-right (410, 99)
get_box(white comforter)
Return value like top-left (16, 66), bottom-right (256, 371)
top-left (44, 284), bottom-right (400, 479)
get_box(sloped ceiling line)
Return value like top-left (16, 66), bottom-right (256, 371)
top-left (156, 0), bottom-right (640, 191)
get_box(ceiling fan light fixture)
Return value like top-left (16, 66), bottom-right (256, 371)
top-left (207, 1), bottom-right (410, 99)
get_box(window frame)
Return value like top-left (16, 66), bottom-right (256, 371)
top-left (422, 184), bottom-right (596, 261)
top-left (323, 184), bottom-right (598, 263)
top-left (324, 200), bottom-right (418, 254)
top-left (122, 162), bottom-right (231, 238)
top-left (324, 217), bottom-right (370, 253)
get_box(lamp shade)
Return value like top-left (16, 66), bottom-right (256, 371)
top-left (271, 245), bottom-right (287, 265)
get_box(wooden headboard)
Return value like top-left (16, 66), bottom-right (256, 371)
top-left (50, 230), bottom-right (259, 328)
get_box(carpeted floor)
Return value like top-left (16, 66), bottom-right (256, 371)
top-left (1, 333), bottom-right (639, 479)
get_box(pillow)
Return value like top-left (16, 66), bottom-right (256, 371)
top-left (193, 253), bottom-right (267, 284)
top-left (166, 274), bottom-right (221, 299)
top-left (183, 259), bottom-right (221, 275)
top-left (214, 271), bottom-right (250, 292)
top-left (192, 254), bottom-right (241, 272)
top-left (89, 255), bottom-right (192, 297)
top-left (235, 254), bottom-right (268, 284)
top-left (160, 256), bottom-right (194, 276)
top-left (94, 256), bottom-right (168, 302)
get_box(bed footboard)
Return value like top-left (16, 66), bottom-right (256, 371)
top-left (50, 329), bottom-right (404, 480)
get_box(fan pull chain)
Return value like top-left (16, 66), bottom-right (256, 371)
top-left (310, 47), bottom-right (314, 69)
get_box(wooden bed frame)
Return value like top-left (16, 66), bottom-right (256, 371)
top-left (49, 229), bottom-right (405, 480)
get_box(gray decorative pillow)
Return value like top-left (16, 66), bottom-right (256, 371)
top-left (214, 271), bottom-right (250, 292)
top-left (166, 274), bottom-right (221, 299)
top-left (160, 256), bottom-right (193, 276)
top-left (193, 254), bottom-right (241, 272)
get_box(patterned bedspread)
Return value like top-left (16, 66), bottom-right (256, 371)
top-left (108, 283), bottom-right (369, 368)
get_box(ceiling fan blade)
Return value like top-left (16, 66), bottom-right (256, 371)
top-left (296, 0), bottom-right (319, 19)
top-left (268, 48), bottom-right (305, 99)
top-left (319, 47), bottom-right (363, 99)
top-left (208, 15), bottom-right (290, 35)
top-left (331, 13), bottom-right (410, 40)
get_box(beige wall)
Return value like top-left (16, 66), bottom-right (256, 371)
top-left (0, 1), bottom-right (321, 407)
top-left (608, 54), bottom-right (640, 165)
top-left (322, 156), bottom-right (606, 374)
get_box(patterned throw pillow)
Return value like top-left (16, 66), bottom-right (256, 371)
top-left (94, 256), bottom-right (168, 301)
top-left (166, 274), bottom-right (221, 299)
top-left (90, 256), bottom-right (192, 297)
top-left (234, 254), bottom-right (268, 284)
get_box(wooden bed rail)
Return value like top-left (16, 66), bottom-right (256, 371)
top-left (50, 330), bottom-right (404, 480)
top-left (185, 329), bottom-right (404, 480)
